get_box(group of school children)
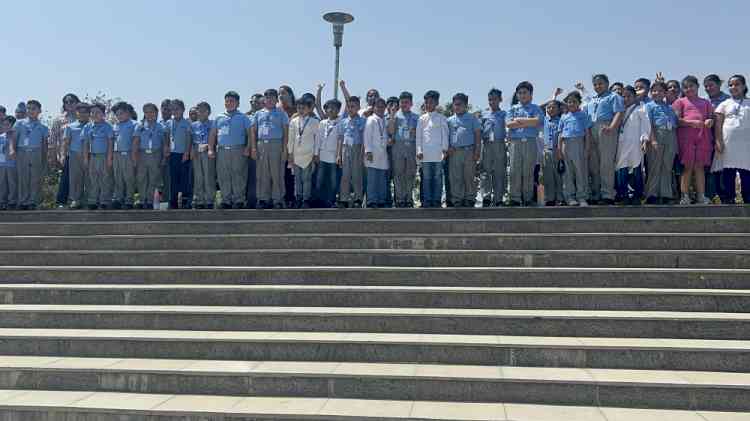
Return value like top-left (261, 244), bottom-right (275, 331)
top-left (1, 72), bottom-right (748, 211)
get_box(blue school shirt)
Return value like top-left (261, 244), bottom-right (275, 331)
top-left (543, 116), bottom-right (562, 150)
top-left (63, 120), bottom-right (87, 153)
top-left (559, 111), bottom-right (593, 139)
top-left (13, 118), bottom-right (49, 149)
top-left (481, 109), bottom-right (507, 142)
top-left (394, 110), bottom-right (419, 143)
top-left (585, 91), bottom-right (625, 123)
top-left (506, 103), bottom-right (544, 139)
top-left (167, 118), bottom-right (191, 154)
top-left (113, 120), bottom-right (136, 152)
top-left (448, 113), bottom-right (481, 148)
top-left (252, 107), bottom-right (289, 141)
top-left (191, 120), bottom-right (212, 145)
top-left (0, 133), bottom-right (15, 168)
top-left (82, 121), bottom-right (114, 154)
top-left (338, 114), bottom-right (367, 146)
top-left (135, 121), bottom-right (166, 151)
top-left (645, 102), bottom-right (678, 130)
top-left (214, 111), bottom-right (252, 147)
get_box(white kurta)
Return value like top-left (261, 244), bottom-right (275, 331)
top-left (616, 103), bottom-right (651, 170)
top-left (364, 114), bottom-right (389, 170)
top-left (716, 97), bottom-right (750, 171)
top-left (288, 115), bottom-right (319, 169)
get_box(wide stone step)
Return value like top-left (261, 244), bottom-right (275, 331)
top-left (1, 329), bottom-right (748, 371)
top-left (2, 284), bottom-right (749, 312)
top-left (1, 389), bottom-right (744, 421)
top-left (1, 357), bottom-right (748, 411)
top-left (1, 249), bottom-right (748, 268)
top-left (1, 217), bottom-right (748, 235)
top-left (0, 305), bottom-right (747, 339)
top-left (4, 233), bottom-right (749, 251)
top-left (3, 266), bottom-right (749, 289)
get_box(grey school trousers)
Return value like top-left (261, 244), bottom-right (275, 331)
top-left (16, 148), bottom-right (43, 206)
top-left (543, 149), bottom-right (564, 203)
top-left (192, 150), bottom-right (216, 206)
top-left (87, 154), bottom-right (113, 206)
top-left (391, 140), bottom-right (416, 204)
top-left (509, 138), bottom-right (538, 203)
top-left (449, 146), bottom-right (477, 204)
top-left (588, 121), bottom-right (618, 200)
top-left (256, 141), bottom-right (284, 204)
top-left (217, 146), bottom-right (248, 205)
top-left (294, 163), bottom-right (315, 201)
top-left (340, 144), bottom-right (364, 203)
top-left (481, 140), bottom-right (507, 204)
top-left (68, 151), bottom-right (86, 204)
top-left (0, 166), bottom-right (17, 206)
top-left (113, 152), bottom-right (136, 205)
top-left (645, 128), bottom-right (677, 199)
top-left (137, 150), bottom-right (162, 205)
top-left (562, 137), bottom-right (588, 202)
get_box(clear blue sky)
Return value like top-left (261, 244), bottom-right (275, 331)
top-left (1, 0), bottom-right (745, 118)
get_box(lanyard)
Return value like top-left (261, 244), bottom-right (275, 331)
top-left (324, 120), bottom-right (337, 139)
top-left (377, 117), bottom-right (385, 140)
top-left (299, 116), bottom-right (310, 137)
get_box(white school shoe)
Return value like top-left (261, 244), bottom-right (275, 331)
top-left (697, 196), bottom-right (711, 205)
top-left (568, 199), bottom-right (579, 206)
top-left (578, 200), bottom-right (589, 207)
top-left (679, 196), bottom-right (692, 205)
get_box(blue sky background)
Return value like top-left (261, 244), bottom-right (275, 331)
top-left (1, 0), bottom-right (745, 118)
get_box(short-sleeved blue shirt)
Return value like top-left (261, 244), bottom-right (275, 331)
top-left (506, 103), bottom-right (544, 139)
top-left (252, 107), bottom-right (289, 141)
top-left (14, 118), bottom-right (49, 149)
top-left (135, 121), bottom-right (166, 151)
top-left (167, 118), bottom-right (191, 153)
top-left (585, 91), bottom-right (625, 123)
top-left (191, 120), bottom-right (212, 145)
top-left (559, 111), bottom-right (593, 139)
top-left (214, 111), bottom-right (252, 147)
top-left (63, 120), bottom-right (87, 153)
top-left (113, 120), bottom-right (136, 152)
top-left (481, 109), bottom-right (507, 142)
top-left (82, 121), bottom-right (114, 154)
top-left (394, 110), bottom-right (419, 143)
top-left (543, 115), bottom-right (562, 150)
top-left (447, 113), bottom-right (481, 148)
top-left (645, 102), bottom-right (678, 130)
top-left (0, 133), bottom-right (15, 168)
top-left (338, 115), bottom-right (367, 146)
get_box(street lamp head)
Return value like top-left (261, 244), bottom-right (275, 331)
top-left (323, 12), bottom-right (354, 47)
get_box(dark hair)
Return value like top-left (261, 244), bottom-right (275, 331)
top-left (374, 98), bottom-right (387, 108)
top-left (544, 100), bottom-right (562, 113)
top-left (347, 96), bottom-right (361, 105)
top-left (564, 91), bottom-right (582, 103)
top-left (91, 102), bottom-right (106, 114)
top-left (366, 89), bottom-right (380, 98)
top-left (0, 106), bottom-right (5, 114)
top-left (623, 85), bottom-right (637, 97)
top-left (224, 91), bottom-right (240, 101)
top-left (143, 103), bottom-right (159, 115)
top-left (279, 85), bottom-right (296, 107)
top-left (251, 94), bottom-right (264, 101)
top-left (324, 99), bottom-right (342, 112)
top-left (452, 93), bottom-right (469, 105)
top-left (126, 103), bottom-right (138, 121)
top-left (111, 101), bottom-right (127, 113)
top-left (171, 99), bottom-right (185, 110)
top-left (667, 80), bottom-right (681, 90)
top-left (651, 81), bottom-right (668, 92)
top-left (592, 74), bottom-right (610, 85)
top-left (729, 74), bottom-right (749, 96)
top-left (704, 74), bottom-right (722, 86)
top-left (196, 101), bottom-right (212, 113)
top-left (299, 94), bottom-right (315, 107)
top-left (399, 91), bottom-right (413, 101)
top-left (635, 78), bottom-right (651, 89)
top-left (26, 100), bottom-right (42, 109)
top-left (424, 90), bottom-right (440, 101)
top-left (76, 102), bottom-right (91, 112)
top-left (609, 82), bottom-right (624, 90)
top-left (61, 93), bottom-right (80, 112)
top-left (488, 88), bottom-right (502, 98)
top-left (682, 75), bottom-right (700, 88)
top-left (511, 82), bottom-right (534, 105)
top-left (386, 96), bottom-right (399, 107)
top-left (160, 99), bottom-right (172, 108)
top-left (264, 89), bottom-right (279, 99)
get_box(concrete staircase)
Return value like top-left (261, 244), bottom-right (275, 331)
top-left (0, 207), bottom-right (748, 420)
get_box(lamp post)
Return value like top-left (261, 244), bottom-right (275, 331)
top-left (323, 12), bottom-right (354, 100)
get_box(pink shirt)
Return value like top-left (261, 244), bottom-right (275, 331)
top-left (673, 96), bottom-right (713, 145)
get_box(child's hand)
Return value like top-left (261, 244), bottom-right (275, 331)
top-left (366, 152), bottom-right (373, 162)
top-left (316, 83), bottom-right (325, 92)
top-left (704, 119), bottom-right (714, 129)
top-left (107, 157), bottom-right (113, 169)
top-left (250, 148), bottom-right (257, 160)
top-left (8, 150), bottom-right (15, 160)
top-left (447, 147), bottom-right (455, 156)
top-left (691, 120), bottom-right (704, 129)
top-left (387, 138), bottom-right (395, 146)
top-left (715, 140), bottom-right (724, 154)
top-left (553, 88), bottom-right (563, 98)
top-left (555, 148), bottom-right (563, 161)
top-left (575, 82), bottom-right (585, 91)
top-left (243, 146), bottom-right (251, 157)
top-left (472, 149), bottom-right (480, 162)
top-left (313, 155), bottom-right (320, 163)
top-left (655, 72), bottom-right (666, 83)
top-left (336, 156), bottom-right (342, 167)
top-left (602, 125), bottom-right (614, 135)
top-left (182, 152), bottom-right (189, 162)
top-left (131, 152), bottom-right (138, 164)
top-left (339, 80), bottom-right (346, 89)
top-left (208, 149), bottom-right (215, 159)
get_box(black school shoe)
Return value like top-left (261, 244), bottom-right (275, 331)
top-left (232, 202), bottom-right (245, 210)
top-left (124, 204), bottom-right (134, 210)
top-left (220, 203), bottom-right (232, 210)
top-left (352, 200), bottom-right (363, 209)
top-left (111, 201), bottom-right (122, 210)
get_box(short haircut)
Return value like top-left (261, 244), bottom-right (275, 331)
top-left (62, 93), bottom-right (80, 105)
top-left (424, 90), bottom-right (440, 102)
top-left (196, 101), bottom-right (211, 113)
top-left (76, 102), bottom-right (91, 112)
top-left (610, 82), bottom-right (624, 90)
top-left (264, 89), bottom-right (279, 98)
top-left (299, 95), bottom-right (315, 107)
top-left (488, 88), bottom-right (502, 98)
top-left (26, 100), bottom-right (42, 109)
top-left (143, 103), bottom-right (159, 113)
top-left (592, 74), bottom-right (610, 85)
top-left (624, 85), bottom-right (637, 96)
top-left (251, 94), bottom-right (264, 101)
top-left (704, 74), bottom-right (722, 86)
top-left (544, 100), bottom-right (563, 110)
top-left (300, 93), bottom-right (316, 103)
top-left (651, 81), bottom-right (668, 92)
top-left (171, 99), bottom-right (186, 110)
top-left (452, 93), bottom-right (469, 104)
top-left (160, 99), bottom-right (172, 108)
top-left (367, 89), bottom-right (380, 98)
top-left (682, 75), bottom-right (699, 88)
top-left (635, 78), bottom-right (652, 89)
top-left (324, 99), bottom-right (342, 111)
top-left (111, 101), bottom-right (128, 114)
top-left (386, 96), bottom-right (399, 107)
top-left (225, 91), bottom-right (240, 102)
top-left (347, 96), bottom-right (361, 105)
top-left (564, 91), bottom-right (582, 103)
top-left (374, 97), bottom-right (387, 107)
top-left (515, 81), bottom-right (534, 94)
top-left (0, 106), bottom-right (6, 114)
top-left (399, 91), bottom-right (413, 101)
top-left (91, 102), bottom-right (106, 114)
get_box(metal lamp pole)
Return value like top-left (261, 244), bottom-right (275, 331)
top-left (323, 12), bottom-right (354, 100)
